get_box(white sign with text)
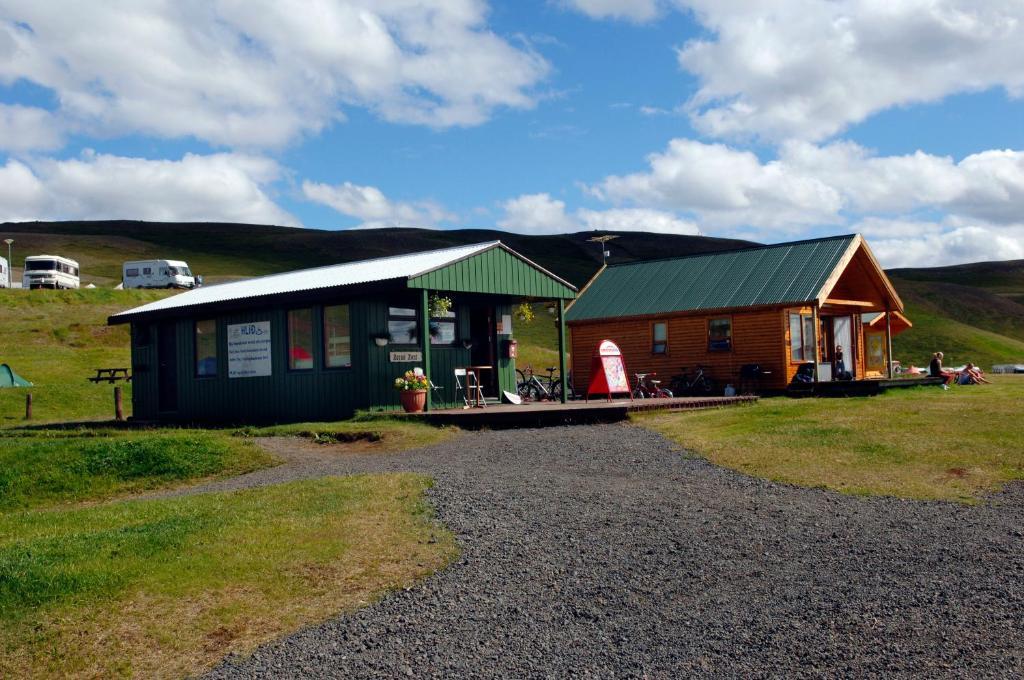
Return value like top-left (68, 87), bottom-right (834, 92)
top-left (227, 321), bottom-right (272, 378)
top-left (389, 351), bottom-right (423, 363)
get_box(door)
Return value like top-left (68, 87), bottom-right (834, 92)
top-left (469, 306), bottom-right (497, 397)
top-left (157, 322), bottom-right (178, 412)
top-left (832, 315), bottom-right (854, 376)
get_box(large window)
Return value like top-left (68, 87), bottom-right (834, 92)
top-left (324, 305), bottom-right (352, 368)
top-left (651, 321), bottom-right (668, 354)
top-left (388, 306), bottom-right (418, 345)
top-left (708, 317), bottom-right (732, 352)
top-left (288, 308), bottom-right (314, 370)
top-left (789, 312), bottom-right (816, 362)
top-left (195, 320), bottom-right (217, 377)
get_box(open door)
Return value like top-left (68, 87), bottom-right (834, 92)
top-left (831, 316), bottom-right (855, 377)
top-left (157, 322), bottom-right (178, 413)
top-left (469, 306), bottom-right (497, 398)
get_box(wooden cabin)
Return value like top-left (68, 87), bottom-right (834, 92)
top-left (565, 234), bottom-right (910, 392)
top-left (108, 241), bottom-right (576, 423)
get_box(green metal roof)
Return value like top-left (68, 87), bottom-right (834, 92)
top-left (566, 235), bottom-right (857, 322)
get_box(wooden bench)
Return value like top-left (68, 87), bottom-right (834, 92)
top-left (89, 367), bottom-right (132, 383)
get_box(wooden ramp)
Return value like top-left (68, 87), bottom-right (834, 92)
top-left (386, 395), bottom-right (757, 429)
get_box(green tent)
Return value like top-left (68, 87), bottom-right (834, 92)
top-left (0, 364), bottom-right (32, 387)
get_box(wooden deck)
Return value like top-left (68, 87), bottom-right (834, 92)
top-left (788, 376), bottom-right (945, 397)
top-left (386, 395), bottom-right (758, 428)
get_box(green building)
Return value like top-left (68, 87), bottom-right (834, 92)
top-left (108, 242), bottom-right (576, 423)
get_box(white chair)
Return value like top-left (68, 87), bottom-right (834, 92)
top-left (454, 368), bottom-right (484, 408)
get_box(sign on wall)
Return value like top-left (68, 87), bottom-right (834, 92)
top-left (497, 314), bottom-right (513, 335)
top-left (227, 321), bottom-right (272, 378)
top-left (389, 351), bottom-right (423, 363)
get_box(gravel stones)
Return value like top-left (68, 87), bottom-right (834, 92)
top-left (201, 424), bottom-right (1024, 678)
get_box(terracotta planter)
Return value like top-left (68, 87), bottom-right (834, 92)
top-left (399, 389), bottom-right (427, 413)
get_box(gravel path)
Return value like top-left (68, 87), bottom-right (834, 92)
top-left (199, 424), bottom-right (1024, 678)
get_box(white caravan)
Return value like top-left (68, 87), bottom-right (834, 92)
top-left (0, 256), bottom-right (8, 288)
top-left (23, 255), bottom-right (80, 289)
top-left (122, 260), bottom-right (197, 289)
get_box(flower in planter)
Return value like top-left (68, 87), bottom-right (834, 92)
top-left (394, 370), bottom-right (429, 391)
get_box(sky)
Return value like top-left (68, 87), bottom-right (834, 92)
top-left (1, 0), bottom-right (1023, 268)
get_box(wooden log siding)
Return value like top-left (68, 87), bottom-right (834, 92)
top-left (569, 307), bottom-right (789, 392)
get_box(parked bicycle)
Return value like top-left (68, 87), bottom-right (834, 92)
top-left (516, 365), bottom-right (562, 401)
top-left (631, 372), bottom-right (673, 399)
top-left (669, 365), bottom-right (717, 396)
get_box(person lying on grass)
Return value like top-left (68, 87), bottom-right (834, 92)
top-left (929, 351), bottom-right (956, 386)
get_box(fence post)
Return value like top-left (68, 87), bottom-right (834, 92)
top-left (24, 392), bottom-right (32, 419)
top-left (114, 386), bottom-right (124, 422)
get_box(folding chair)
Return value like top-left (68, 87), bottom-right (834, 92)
top-left (454, 368), bottom-right (484, 408)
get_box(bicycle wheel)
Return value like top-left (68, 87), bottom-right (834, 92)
top-left (524, 382), bottom-right (544, 402)
top-left (697, 377), bottom-right (716, 395)
top-left (516, 369), bottom-right (530, 398)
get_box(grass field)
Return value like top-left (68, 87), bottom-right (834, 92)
top-left (0, 289), bottom-right (171, 423)
top-left (637, 375), bottom-right (1024, 502)
top-left (0, 429), bottom-right (275, 511)
top-left (0, 474), bottom-right (456, 679)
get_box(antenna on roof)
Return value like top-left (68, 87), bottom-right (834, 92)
top-left (587, 234), bottom-right (619, 265)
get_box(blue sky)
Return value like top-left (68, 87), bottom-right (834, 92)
top-left (1, 1), bottom-right (1023, 267)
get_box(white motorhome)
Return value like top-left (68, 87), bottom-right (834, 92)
top-left (23, 255), bottom-right (80, 289)
top-left (0, 256), bottom-right (8, 288)
top-left (122, 260), bottom-right (197, 289)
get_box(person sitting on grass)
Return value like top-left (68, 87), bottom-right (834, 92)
top-left (929, 351), bottom-right (955, 387)
top-left (958, 362), bottom-right (991, 385)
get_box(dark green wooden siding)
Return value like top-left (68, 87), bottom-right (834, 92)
top-left (408, 246), bottom-right (575, 299)
top-left (129, 296), bottom-right (496, 422)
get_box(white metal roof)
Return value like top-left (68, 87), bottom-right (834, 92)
top-left (111, 241), bottom-right (499, 320)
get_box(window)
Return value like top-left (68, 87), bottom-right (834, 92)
top-left (388, 306), bottom-right (418, 345)
top-left (143, 267), bottom-right (152, 275)
top-left (324, 305), bottom-right (352, 368)
top-left (789, 312), bottom-right (816, 362)
top-left (288, 308), bottom-right (314, 370)
top-left (708, 317), bottom-right (732, 352)
top-left (26, 260), bottom-right (55, 271)
top-left (195, 320), bottom-right (218, 377)
top-left (430, 307), bottom-right (457, 346)
top-left (652, 321), bottom-right (668, 354)
top-left (126, 268), bottom-right (139, 277)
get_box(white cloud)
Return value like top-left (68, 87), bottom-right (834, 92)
top-left (590, 137), bottom-right (1024, 237)
top-left (0, 104), bottom-right (62, 151)
top-left (561, 0), bottom-right (661, 23)
top-left (302, 180), bottom-right (454, 228)
top-left (677, 0), bottom-right (1024, 141)
top-left (0, 151), bottom-right (297, 225)
top-left (0, 1), bottom-right (549, 148)
top-left (865, 222), bottom-right (1024, 269)
top-left (498, 191), bottom-right (699, 235)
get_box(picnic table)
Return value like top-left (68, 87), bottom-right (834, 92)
top-left (89, 367), bottom-right (132, 383)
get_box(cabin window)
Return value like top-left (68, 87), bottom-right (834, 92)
top-left (143, 267), bottom-right (152, 275)
top-left (708, 318), bottom-right (732, 352)
top-left (288, 308), bottom-right (315, 370)
top-left (430, 306), bottom-right (457, 346)
top-left (388, 306), bottom-right (418, 345)
top-left (195, 320), bottom-right (218, 377)
top-left (651, 321), bottom-right (668, 354)
top-left (789, 312), bottom-right (816, 362)
top-left (126, 268), bottom-right (139, 277)
top-left (324, 305), bottom-right (352, 368)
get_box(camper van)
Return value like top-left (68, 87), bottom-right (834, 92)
top-left (0, 256), bottom-right (8, 288)
top-left (122, 260), bottom-right (197, 289)
top-left (23, 255), bottom-right (80, 289)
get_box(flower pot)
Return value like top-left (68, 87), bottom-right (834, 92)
top-left (399, 389), bottom-right (427, 413)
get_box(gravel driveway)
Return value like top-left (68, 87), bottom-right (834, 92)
top-left (197, 424), bottom-right (1024, 678)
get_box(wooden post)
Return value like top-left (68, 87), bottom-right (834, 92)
top-left (811, 305), bottom-right (821, 382)
top-left (557, 298), bottom-right (568, 403)
top-left (420, 289), bottom-right (431, 412)
top-left (24, 392), bottom-right (32, 419)
top-left (114, 386), bottom-right (124, 421)
top-left (884, 306), bottom-right (894, 379)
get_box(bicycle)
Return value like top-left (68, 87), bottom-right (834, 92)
top-left (631, 372), bottom-right (673, 399)
top-left (669, 365), bottom-right (717, 396)
top-left (516, 365), bottom-right (561, 401)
